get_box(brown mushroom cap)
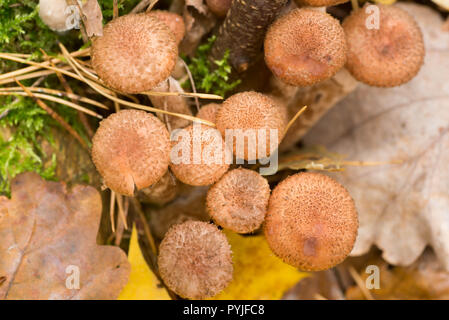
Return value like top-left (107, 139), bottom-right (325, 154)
top-left (158, 221), bottom-right (233, 299)
top-left (147, 10), bottom-right (185, 44)
top-left (294, 0), bottom-right (349, 7)
top-left (343, 4), bottom-right (425, 87)
top-left (207, 168), bottom-right (270, 234)
top-left (264, 9), bottom-right (347, 87)
top-left (216, 91), bottom-right (288, 161)
top-left (264, 172), bottom-right (358, 271)
top-left (91, 13), bottom-right (178, 94)
top-left (170, 124), bottom-right (230, 186)
top-left (92, 109), bottom-right (171, 196)
top-left (206, 0), bottom-right (232, 18)
top-left (197, 103), bottom-right (221, 123)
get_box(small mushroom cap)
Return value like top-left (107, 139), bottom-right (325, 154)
top-left (264, 172), bottom-right (358, 271)
top-left (197, 103), bottom-right (221, 123)
top-left (206, 0), bottom-right (232, 17)
top-left (207, 168), bottom-right (270, 234)
top-left (343, 4), bottom-right (425, 87)
top-left (39, 0), bottom-right (73, 32)
top-left (92, 110), bottom-right (171, 196)
top-left (158, 221), bottom-right (233, 299)
top-left (264, 9), bottom-right (347, 87)
top-left (147, 10), bottom-right (185, 44)
top-left (91, 13), bottom-right (178, 94)
top-left (216, 91), bottom-right (288, 161)
top-left (170, 124), bottom-right (230, 186)
top-left (294, 0), bottom-right (349, 7)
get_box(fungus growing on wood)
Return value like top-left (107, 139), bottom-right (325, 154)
top-left (343, 4), bottom-right (425, 87)
top-left (264, 172), bottom-right (358, 271)
top-left (92, 110), bottom-right (171, 196)
top-left (215, 91), bottom-right (288, 161)
top-left (207, 168), bottom-right (270, 234)
top-left (158, 221), bottom-right (233, 299)
top-left (264, 9), bottom-right (347, 87)
top-left (91, 13), bottom-right (178, 93)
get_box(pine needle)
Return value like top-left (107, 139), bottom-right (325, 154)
top-left (110, 191), bottom-right (116, 233)
top-left (283, 105), bottom-right (308, 138)
top-left (348, 266), bottom-right (375, 300)
top-left (0, 87), bottom-right (109, 110)
top-left (16, 79), bottom-right (89, 150)
top-left (0, 91), bottom-right (103, 119)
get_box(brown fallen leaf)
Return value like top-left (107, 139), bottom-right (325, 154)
top-left (149, 77), bottom-right (192, 130)
top-left (346, 250), bottom-right (449, 300)
top-left (180, 1), bottom-right (217, 56)
top-left (283, 269), bottom-right (345, 300)
top-left (272, 68), bottom-right (358, 152)
top-left (77, 0), bottom-right (103, 37)
top-left (0, 173), bottom-right (130, 300)
top-left (304, 3), bottom-right (449, 269)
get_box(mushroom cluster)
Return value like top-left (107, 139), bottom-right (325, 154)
top-left (264, 5), bottom-right (425, 88)
top-left (85, 3), bottom-right (377, 300)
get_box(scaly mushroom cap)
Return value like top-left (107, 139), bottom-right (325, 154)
top-left (170, 124), bottom-right (230, 186)
top-left (264, 9), bottom-right (347, 87)
top-left (294, 0), bottom-right (349, 7)
top-left (147, 10), bottom-right (185, 44)
top-left (216, 91), bottom-right (288, 161)
top-left (197, 103), bottom-right (221, 123)
top-left (343, 4), bottom-right (425, 87)
top-left (206, 0), bottom-right (232, 18)
top-left (158, 221), bottom-right (233, 299)
top-left (91, 13), bottom-right (178, 93)
top-left (207, 168), bottom-right (270, 234)
top-left (264, 172), bottom-right (358, 271)
top-left (92, 110), bottom-right (171, 196)
top-left (39, 0), bottom-right (73, 32)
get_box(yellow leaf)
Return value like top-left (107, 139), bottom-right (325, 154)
top-left (119, 225), bottom-right (171, 300)
top-left (211, 231), bottom-right (307, 300)
top-left (431, 0), bottom-right (449, 10)
top-left (373, 0), bottom-right (397, 5)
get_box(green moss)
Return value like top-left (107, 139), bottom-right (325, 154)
top-left (0, 95), bottom-right (56, 196)
top-left (0, 1), bottom-right (92, 195)
top-left (0, 0), bottom-right (163, 195)
top-left (101, 0), bottom-right (142, 22)
top-left (183, 35), bottom-right (241, 97)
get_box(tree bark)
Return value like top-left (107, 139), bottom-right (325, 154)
top-left (210, 0), bottom-right (288, 74)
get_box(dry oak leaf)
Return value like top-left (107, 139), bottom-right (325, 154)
top-left (0, 173), bottom-right (130, 300)
top-left (346, 250), bottom-right (449, 300)
top-left (304, 4), bottom-right (449, 269)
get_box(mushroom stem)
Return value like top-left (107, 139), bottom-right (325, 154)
top-left (15, 79), bottom-right (90, 150)
top-left (350, 0), bottom-right (359, 11)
